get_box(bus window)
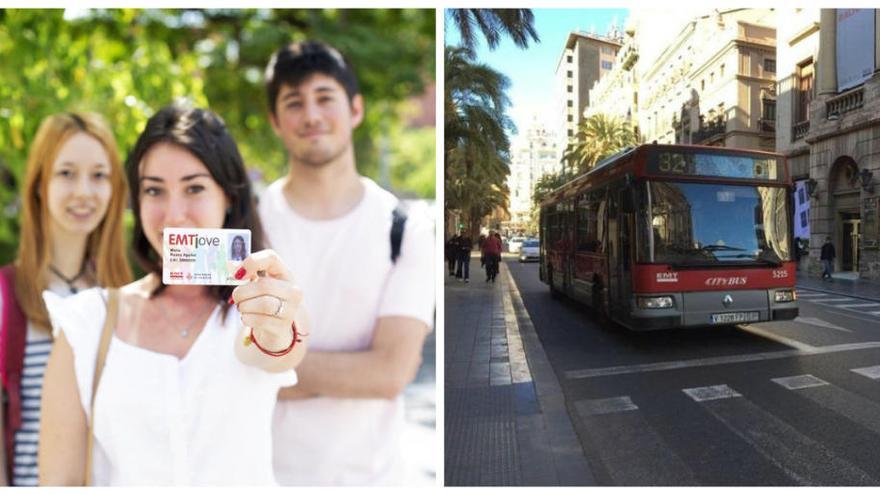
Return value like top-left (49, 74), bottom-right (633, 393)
top-left (644, 181), bottom-right (792, 265)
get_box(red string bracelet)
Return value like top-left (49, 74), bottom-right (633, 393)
top-left (245, 322), bottom-right (307, 357)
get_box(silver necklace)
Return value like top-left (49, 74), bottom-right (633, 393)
top-left (155, 296), bottom-right (217, 338)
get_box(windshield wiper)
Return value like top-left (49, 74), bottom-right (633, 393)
top-left (700, 244), bottom-right (748, 252)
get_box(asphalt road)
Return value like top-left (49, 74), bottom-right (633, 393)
top-left (506, 256), bottom-right (880, 486)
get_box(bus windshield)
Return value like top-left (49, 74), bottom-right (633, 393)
top-left (642, 181), bottom-right (791, 266)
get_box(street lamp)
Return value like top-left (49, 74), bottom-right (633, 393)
top-left (806, 178), bottom-right (819, 198)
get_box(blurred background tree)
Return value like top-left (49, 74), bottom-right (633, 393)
top-left (0, 8), bottom-right (435, 264)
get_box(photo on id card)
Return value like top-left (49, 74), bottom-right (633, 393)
top-left (163, 227), bottom-right (251, 285)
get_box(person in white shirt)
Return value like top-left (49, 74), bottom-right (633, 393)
top-left (37, 104), bottom-right (310, 486)
top-left (260, 40), bottom-right (435, 485)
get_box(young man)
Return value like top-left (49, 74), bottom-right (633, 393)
top-left (259, 40), bottom-right (434, 485)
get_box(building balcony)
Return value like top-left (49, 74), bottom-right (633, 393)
top-left (792, 120), bottom-right (810, 142)
top-left (759, 118), bottom-right (775, 133)
top-left (826, 86), bottom-right (864, 119)
top-left (692, 118), bottom-right (726, 144)
top-left (621, 45), bottom-right (639, 71)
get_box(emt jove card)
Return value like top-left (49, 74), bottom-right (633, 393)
top-left (162, 228), bottom-right (251, 285)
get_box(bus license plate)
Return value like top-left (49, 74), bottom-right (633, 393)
top-left (710, 312), bottom-right (760, 324)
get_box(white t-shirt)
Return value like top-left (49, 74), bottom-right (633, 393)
top-left (259, 177), bottom-right (435, 485)
top-left (42, 288), bottom-right (297, 486)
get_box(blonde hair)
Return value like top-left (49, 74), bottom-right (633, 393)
top-left (14, 112), bottom-right (133, 331)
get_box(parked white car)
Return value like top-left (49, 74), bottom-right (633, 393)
top-left (519, 239), bottom-right (540, 262)
top-left (507, 236), bottom-right (526, 254)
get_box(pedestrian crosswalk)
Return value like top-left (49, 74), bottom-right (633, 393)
top-left (574, 364), bottom-right (880, 485)
top-left (796, 289), bottom-right (880, 318)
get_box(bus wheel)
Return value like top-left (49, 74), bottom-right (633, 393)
top-left (548, 266), bottom-right (561, 299)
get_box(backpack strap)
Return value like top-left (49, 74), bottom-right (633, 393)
top-left (390, 203), bottom-right (408, 264)
top-left (85, 288), bottom-right (118, 486)
top-left (0, 264), bottom-right (27, 483)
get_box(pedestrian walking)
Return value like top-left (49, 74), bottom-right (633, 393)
top-left (456, 231), bottom-right (472, 282)
top-left (0, 112), bottom-right (133, 487)
top-left (821, 235), bottom-right (836, 281)
top-left (481, 230), bottom-right (502, 283)
top-left (446, 234), bottom-right (460, 276)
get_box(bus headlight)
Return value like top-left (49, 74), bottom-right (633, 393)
top-left (774, 289), bottom-right (796, 303)
top-left (637, 296), bottom-right (674, 309)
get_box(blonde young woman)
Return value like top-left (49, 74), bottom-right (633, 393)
top-left (0, 113), bottom-right (132, 486)
top-left (37, 104), bottom-right (308, 486)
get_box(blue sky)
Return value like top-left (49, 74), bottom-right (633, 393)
top-left (446, 8), bottom-right (630, 139)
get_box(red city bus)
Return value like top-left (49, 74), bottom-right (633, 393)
top-left (539, 143), bottom-right (798, 330)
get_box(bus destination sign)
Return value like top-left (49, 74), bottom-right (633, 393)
top-left (650, 151), bottom-right (778, 180)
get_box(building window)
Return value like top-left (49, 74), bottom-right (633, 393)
top-left (567, 115), bottom-right (573, 122)
top-left (795, 58), bottom-right (814, 123)
top-left (720, 64), bottom-right (725, 78)
top-left (567, 85), bottom-right (573, 92)
top-left (701, 79), bottom-right (705, 91)
top-left (567, 100), bottom-right (573, 107)
top-left (601, 61), bottom-right (613, 70)
top-left (567, 55), bottom-right (573, 63)
top-left (567, 70), bottom-right (573, 77)
top-left (568, 129), bottom-right (574, 137)
top-left (764, 58), bottom-right (776, 73)
top-left (601, 46), bottom-right (614, 55)
top-left (762, 98), bottom-right (776, 121)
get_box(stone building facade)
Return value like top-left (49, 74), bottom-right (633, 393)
top-left (802, 9), bottom-right (880, 279)
top-left (555, 31), bottom-right (622, 153)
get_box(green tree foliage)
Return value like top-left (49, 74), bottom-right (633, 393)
top-left (444, 46), bottom-right (512, 239)
top-left (447, 9), bottom-right (539, 55)
top-left (562, 113), bottom-right (641, 175)
top-left (444, 8), bottom-right (536, 240)
top-left (0, 8), bottom-right (435, 263)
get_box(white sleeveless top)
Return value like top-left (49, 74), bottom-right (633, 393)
top-left (42, 288), bottom-right (296, 486)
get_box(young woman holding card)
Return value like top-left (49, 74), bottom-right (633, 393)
top-left (1, 112), bottom-right (132, 486)
top-left (37, 103), bottom-right (309, 486)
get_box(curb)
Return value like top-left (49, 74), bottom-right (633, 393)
top-left (502, 263), bottom-right (597, 485)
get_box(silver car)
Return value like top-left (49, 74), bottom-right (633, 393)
top-left (518, 239), bottom-right (540, 262)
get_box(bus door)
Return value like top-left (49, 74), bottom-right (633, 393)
top-left (563, 198), bottom-right (575, 293)
top-left (615, 188), bottom-right (635, 317)
top-left (606, 190), bottom-right (619, 315)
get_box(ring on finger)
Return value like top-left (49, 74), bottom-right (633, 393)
top-left (271, 295), bottom-right (285, 317)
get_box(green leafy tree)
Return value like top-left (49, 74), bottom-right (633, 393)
top-left (444, 46), bottom-right (512, 239)
top-left (447, 9), bottom-right (539, 55)
top-left (0, 8), bottom-right (435, 264)
top-left (562, 113), bottom-right (641, 175)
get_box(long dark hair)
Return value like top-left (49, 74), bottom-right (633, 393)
top-left (125, 102), bottom-right (264, 308)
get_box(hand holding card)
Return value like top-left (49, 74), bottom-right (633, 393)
top-left (163, 228), bottom-right (252, 285)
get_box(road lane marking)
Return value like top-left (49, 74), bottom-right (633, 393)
top-left (835, 303), bottom-right (880, 309)
top-left (825, 310), bottom-right (880, 324)
top-left (791, 316), bottom-right (851, 333)
top-left (698, 395), bottom-right (878, 485)
top-left (851, 365), bottom-right (880, 380)
top-left (565, 342), bottom-right (880, 379)
top-left (812, 298), bottom-right (856, 304)
top-left (575, 396), bottom-right (638, 416)
top-left (771, 374), bottom-right (829, 390)
top-left (740, 323), bottom-right (825, 347)
top-left (501, 267), bottom-right (533, 385)
top-left (574, 401), bottom-right (699, 485)
top-left (682, 384), bottom-right (742, 402)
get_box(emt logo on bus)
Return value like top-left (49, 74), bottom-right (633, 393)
top-left (656, 272), bottom-right (679, 283)
top-left (705, 277), bottom-right (748, 286)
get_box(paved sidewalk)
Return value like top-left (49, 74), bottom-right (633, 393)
top-left (445, 254), bottom-right (594, 486)
top-left (796, 270), bottom-right (880, 302)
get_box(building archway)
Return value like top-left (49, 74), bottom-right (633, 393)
top-left (828, 156), bottom-right (861, 275)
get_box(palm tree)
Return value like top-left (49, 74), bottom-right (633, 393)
top-left (445, 46), bottom-right (513, 239)
top-left (447, 9), bottom-right (540, 55)
top-left (562, 114), bottom-right (641, 175)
